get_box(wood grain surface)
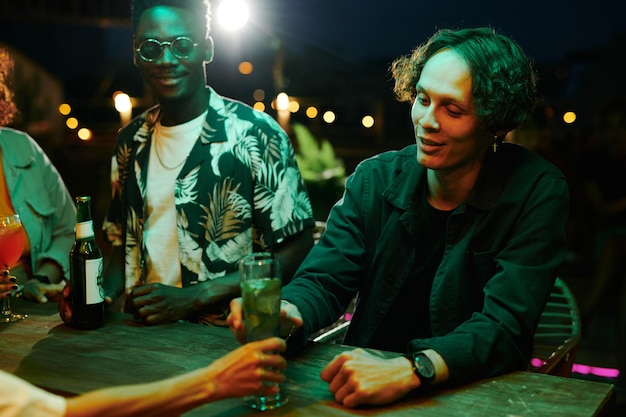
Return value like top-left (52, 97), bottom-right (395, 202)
top-left (0, 298), bottom-right (616, 416)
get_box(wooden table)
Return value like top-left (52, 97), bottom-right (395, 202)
top-left (0, 298), bottom-right (616, 416)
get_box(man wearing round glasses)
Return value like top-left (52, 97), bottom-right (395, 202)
top-left (131, 4), bottom-right (213, 125)
top-left (61, 0), bottom-right (315, 327)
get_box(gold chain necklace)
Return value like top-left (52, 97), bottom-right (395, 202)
top-left (153, 139), bottom-right (187, 170)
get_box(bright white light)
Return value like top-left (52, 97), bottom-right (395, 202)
top-left (276, 92), bottom-right (290, 111)
top-left (113, 91), bottom-right (133, 126)
top-left (78, 128), bottom-right (92, 141)
top-left (113, 92), bottom-right (132, 113)
top-left (217, 0), bottom-right (249, 31)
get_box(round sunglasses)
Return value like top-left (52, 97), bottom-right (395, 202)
top-left (135, 36), bottom-right (199, 62)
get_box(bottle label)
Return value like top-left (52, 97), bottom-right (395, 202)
top-left (76, 220), bottom-right (95, 239)
top-left (85, 258), bottom-right (104, 304)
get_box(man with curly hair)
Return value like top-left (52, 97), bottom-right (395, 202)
top-left (62, 0), bottom-right (315, 327)
top-left (229, 27), bottom-right (570, 407)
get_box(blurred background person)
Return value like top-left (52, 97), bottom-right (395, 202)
top-left (0, 47), bottom-right (75, 304)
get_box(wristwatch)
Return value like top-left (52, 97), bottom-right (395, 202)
top-left (407, 352), bottom-right (435, 386)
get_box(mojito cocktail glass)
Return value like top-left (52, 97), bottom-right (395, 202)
top-left (239, 252), bottom-right (288, 410)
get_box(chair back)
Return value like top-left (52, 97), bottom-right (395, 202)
top-left (528, 277), bottom-right (581, 377)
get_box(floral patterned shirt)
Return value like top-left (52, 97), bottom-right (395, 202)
top-left (103, 87), bottom-right (315, 291)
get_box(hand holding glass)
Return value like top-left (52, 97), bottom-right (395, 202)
top-left (0, 214), bottom-right (27, 323)
top-left (239, 252), bottom-right (288, 410)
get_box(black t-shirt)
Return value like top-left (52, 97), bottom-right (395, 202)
top-left (369, 184), bottom-right (452, 353)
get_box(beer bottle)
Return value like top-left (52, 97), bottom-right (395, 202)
top-left (69, 196), bottom-right (104, 329)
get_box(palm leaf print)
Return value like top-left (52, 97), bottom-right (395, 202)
top-left (209, 140), bottom-right (233, 177)
top-left (134, 158), bottom-right (147, 201)
top-left (114, 143), bottom-right (133, 199)
top-left (294, 190), bottom-right (314, 220)
top-left (200, 118), bottom-right (217, 139)
top-left (255, 161), bottom-right (281, 214)
top-left (229, 189), bottom-right (252, 220)
top-left (270, 166), bottom-right (298, 230)
top-left (263, 131), bottom-right (283, 162)
top-left (125, 206), bottom-right (140, 249)
top-left (201, 178), bottom-right (250, 242)
top-left (134, 121), bottom-right (151, 143)
top-left (281, 222), bottom-right (307, 238)
top-left (204, 230), bottom-right (251, 265)
top-left (198, 261), bottom-right (226, 282)
top-left (177, 209), bottom-right (202, 275)
top-left (233, 131), bottom-right (261, 176)
top-left (248, 126), bottom-right (282, 169)
top-left (175, 165), bottom-right (200, 205)
top-left (221, 100), bottom-right (240, 118)
top-left (102, 219), bottom-right (122, 246)
top-left (125, 206), bottom-right (143, 287)
top-left (132, 120), bottom-right (151, 202)
top-left (279, 131), bottom-right (293, 163)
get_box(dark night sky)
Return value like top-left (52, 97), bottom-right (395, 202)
top-left (2, 0), bottom-right (626, 78)
top-left (263, 0), bottom-right (626, 63)
top-left (1, 0), bottom-right (625, 108)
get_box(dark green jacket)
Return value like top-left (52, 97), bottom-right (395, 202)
top-left (282, 142), bottom-right (569, 385)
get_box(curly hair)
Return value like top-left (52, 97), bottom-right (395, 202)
top-left (0, 48), bottom-right (18, 126)
top-left (131, 0), bottom-right (212, 38)
top-left (391, 27), bottom-right (536, 135)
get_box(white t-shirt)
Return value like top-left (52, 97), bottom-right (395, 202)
top-left (144, 111), bottom-right (207, 287)
top-left (0, 370), bottom-right (66, 417)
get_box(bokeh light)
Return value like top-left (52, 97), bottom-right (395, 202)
top-left (288, 100), bottom-right (300, 113)
top-left (113, 92), bottom-right (132, 113)
top-left (58, 103), bottom-right (71, 116)
top-left (563, 111), bottom-right (577, 124)
top-left (306, 106), bottom-right (318, 119)
top-left (77, 128), bottom-right (92, 141)
top-left (253, 89), bottom-right (265, 101)
top-left (323, 110), bottom-right (336, 124)
top-left (276, 92), bottom-right (289, 111)
top-left (238, 61), bottom-right (253, 75)
top-left (66, 117), bottom-right (78, 129)
top-left (361, 115), bottom-right (375, 128)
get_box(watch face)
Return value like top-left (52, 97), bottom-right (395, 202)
top-left (415, 353), bottom-right (435, 379)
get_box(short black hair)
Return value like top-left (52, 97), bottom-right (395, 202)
top-left (131, 0), bottom-right (212, 38)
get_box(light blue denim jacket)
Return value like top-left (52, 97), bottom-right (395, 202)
top-left (0, 127), bottom-right (75, 280)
